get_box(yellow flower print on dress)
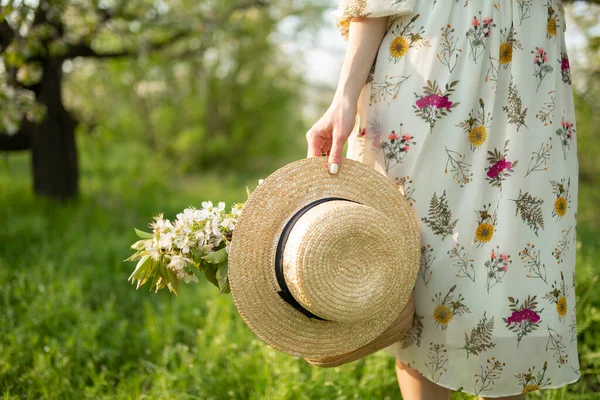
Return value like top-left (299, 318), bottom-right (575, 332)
top-left (387, 14), bottom-right (430, 63)
top-left (456, 98), bottom-right (492, 152)
top-left (545, 0), bottom-right (559, 40)
top-left (543, 271), bottom-right (569, 322)
top-left (431, 285), bottom-right (470, 329)
top-left (486, 24), bottom-right (522, 90)
top-left (550, 177), bottom-right (571, 219)
top-left (515, 362), bottom-right (551, 394)
top-left (473, 202), bottom-right (499, 247)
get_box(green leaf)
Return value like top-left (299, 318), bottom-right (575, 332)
top-left (134, 228), bottom-right (153, 239)
top-left (201, 247), bottom-right (228, 264)
top-left (128, 255), bottom-right (151, 282)
top-left (217, 262), bottom-right (229, 292)
top-left (203, 263), bottom-right (219, 289)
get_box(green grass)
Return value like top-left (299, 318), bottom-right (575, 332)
top-left (0, 145), bottom-right (599, 400)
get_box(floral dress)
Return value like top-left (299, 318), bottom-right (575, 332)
top-left (334, 0), bottom-right (580, 397)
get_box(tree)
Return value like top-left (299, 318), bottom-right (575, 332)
top-left (0, 0), bottom-right (326, 200)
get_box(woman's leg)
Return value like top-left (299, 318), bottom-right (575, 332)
top-left (395, 359), bottom-right (451, 400)
top-left (395, 359), bottom-right (526, 400)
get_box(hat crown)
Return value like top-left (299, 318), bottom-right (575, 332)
top-left (282, 200), bottom-right (405, 323)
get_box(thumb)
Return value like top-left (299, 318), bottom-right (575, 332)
top-left (328, 134), bottom-right (345, 175)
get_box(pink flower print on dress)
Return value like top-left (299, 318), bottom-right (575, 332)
top-left (485, 141), bottom-right (518, 197)
top-left (379, 123), bottom-right (417, 173)
top-left (466, 12), bottom-right (496, 62)
top-left (532, 47), bottom-right (554, 92)
top-left (503, 295), bottom-right (543, 346)
top-left (559, 52), bottom-right (572, 85)
top-left (414, 80), bottom-right (460, 133)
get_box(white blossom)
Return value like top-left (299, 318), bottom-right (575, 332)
top-left (168, 255), bottom-right (188, 271)
top-left (158, 231), bottom-right (175, 250)
top-left (220, 217), bottom-right (236, 230)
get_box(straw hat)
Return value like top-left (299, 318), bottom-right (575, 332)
top-left (227, 156), bottom-right (421, 360)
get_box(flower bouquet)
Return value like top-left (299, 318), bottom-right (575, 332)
top-left (126, 186), bottom-right (257, 295)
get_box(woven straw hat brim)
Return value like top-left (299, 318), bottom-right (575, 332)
top-left (228, 156), bottom-right (421, 359)
top-left (304, 293), bottom-right (414, 367)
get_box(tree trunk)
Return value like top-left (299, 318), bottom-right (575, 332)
top-left (30, 58), bottom-right (79, 200)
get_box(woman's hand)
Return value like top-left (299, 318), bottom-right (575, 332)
top-left (305, 16), bottom-right (389, 175)
top-left (306, 97), bottom-right (357, 175)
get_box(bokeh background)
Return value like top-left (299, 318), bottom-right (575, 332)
top-left (0, 1), bottom-right (598, 399)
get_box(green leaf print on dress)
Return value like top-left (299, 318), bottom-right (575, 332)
top-left (421, 190), bottom-right (458, 240)
top-left (460, 312), bottom-right (496, 358)
top-left (503, 75), bottom-right (529, 131)
top-left (402, 312), bottom-right (425, 348)
top-left (510, 190), bottom-right (545, 236)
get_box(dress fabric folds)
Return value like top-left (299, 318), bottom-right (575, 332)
top-left (335, 0), bottom-right (580, 397)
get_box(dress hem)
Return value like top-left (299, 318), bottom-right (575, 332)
top-left (390, 352), bottom-right (581, 398)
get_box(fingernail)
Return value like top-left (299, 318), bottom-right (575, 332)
top-left (329, 163), bottom-right (339, 175)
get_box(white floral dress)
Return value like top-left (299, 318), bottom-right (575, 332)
top-left (334, 0), bottom-right (580, 397)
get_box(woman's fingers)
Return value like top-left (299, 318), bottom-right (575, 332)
top-left (328, 130), bottom-right (345, 175)
top-left (306, 129), bottom-right (322, 158)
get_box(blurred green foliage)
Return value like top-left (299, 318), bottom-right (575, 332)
top-left (0, 1), bottom-right (599, 399)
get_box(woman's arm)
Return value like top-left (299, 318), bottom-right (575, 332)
top-left (306, 16), bottom-right (389, 174)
